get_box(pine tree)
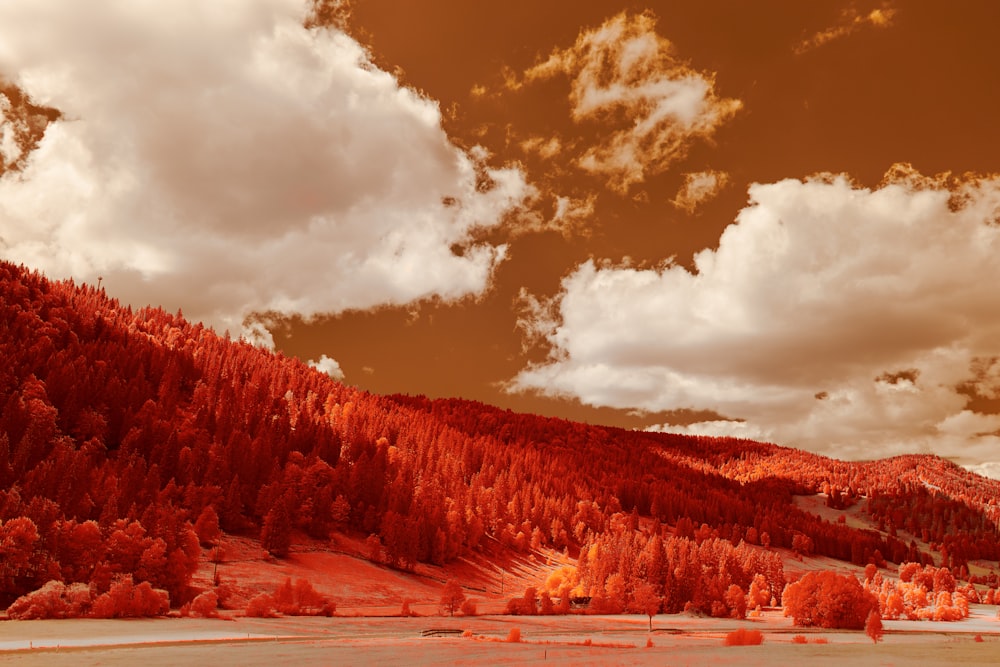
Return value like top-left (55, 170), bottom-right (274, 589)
top-left (261, 503), bottom-right (291, 558)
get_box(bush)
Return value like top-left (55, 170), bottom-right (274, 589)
top-left (460, 599), bottom-right (478, 616)
top-left (792, 634), bottom-right (808, 644)
top-left (267, 578), bottom-right (335, 616)
top-left (190, 590), bottom-right (219, 618)
top-left (245, 593), bottom-right (277, 618)
top-left (723, 628), bottom-right (764, 646)
top-left (91, 577), bottom-right (169, 618)
top-left (782, 571), bottom-right (877, 629)
top-left (506, 627), bottom-right (521, 643)
top-left (214, 581), bottom-right (236, 609)
top-left (7, 581), bottom-right (93, 619)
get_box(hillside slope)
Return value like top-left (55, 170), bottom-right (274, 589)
top-left (1, 260), bottom-right (999, 613)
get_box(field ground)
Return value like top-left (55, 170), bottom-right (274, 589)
top-left (2, 608), bottom-right (1000, 666)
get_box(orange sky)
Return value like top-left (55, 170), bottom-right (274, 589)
top-left (2, 1), bottom-right (1000, 473)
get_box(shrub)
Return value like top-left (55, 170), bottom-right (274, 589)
top-left (7, 581), bottom-right (93, 619)
top-left (91, 577), bottom-right (169, 618)
top-left (190, 590), bottom-right (219, 618)
top-left (214, 581), bottom-right (236, 609)
top-left (723, 628), bottom-right (764, 646)
top-left (268, 578), bottom-right (334, 616)
top-left (782, 571), bottom-right (877, 629)
top-left (506, 586), bottom-right (539, 616)
top-left (245, 593), bottom-right (277, 618)
top-left (460, 599), bottom-right (478, 616)
top-left (293, 578), bottom-right (334, 616)
top-left (506, 627), bottom-right (521, 643)
top-left (792, 634), bottom-right (808, 644)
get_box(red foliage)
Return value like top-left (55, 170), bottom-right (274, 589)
top-left (6, 581), bottom-right (92, 619)
top-left (782, 571), bottom-right (877, 629)
top-left (439, 580), bottom-right (465, 616)
top-left (2, 260), bottom-right (1000, 614)
top-left (270, 577), bottom-right (334, 616)
top-left (90, 576), bottom-right (169, 618)
top-left (189, 590), bottom-right (219, 618)
top-left (865, 609), bottom-right (884, 643)
top-left (723, 628), bottom-right (764, 646)
top-left (245, 593), bottom-right (277, 618)
top-left (194, 506), bottom-right (221, 547)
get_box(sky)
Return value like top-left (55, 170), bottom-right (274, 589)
top-left (2, 1), bottom-right (1000, 477)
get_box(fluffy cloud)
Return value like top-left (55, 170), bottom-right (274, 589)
top-left (521, 12), bottom-right (741, 193)
top-left (0, 0), bottom-right (528, 337)
top-left (512, 166), bottom-right (1000, 465)
top-left (672, 170), bottom-right (729, 213)
top-left (308, 354), bottom-right (345, 381)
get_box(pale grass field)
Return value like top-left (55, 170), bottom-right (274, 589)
top-left (2, 608), bottom-right (999, 666)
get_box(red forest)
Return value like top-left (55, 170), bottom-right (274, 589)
top-left (1, 261), bottom-right (999, 618)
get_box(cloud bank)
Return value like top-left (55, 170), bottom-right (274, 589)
top-left (0, 0), bottom-right (528, 338)
top-left (521, 11), bottom-right (741, 193)
top-left (513, 166), bottom-right (1000, 467)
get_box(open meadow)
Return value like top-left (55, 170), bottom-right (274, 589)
top-left (2, 608), bottom-right (1000, 666)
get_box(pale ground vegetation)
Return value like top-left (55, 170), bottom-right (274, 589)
top-left (2, 610), bottom-right (999, 666)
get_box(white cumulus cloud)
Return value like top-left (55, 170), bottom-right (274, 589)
top-left (0, 0), bottom-right (528, 337)
top-left (308, 354), bottom-right (345, 381)
top-left (512, 165), bottom-right (1000, 465)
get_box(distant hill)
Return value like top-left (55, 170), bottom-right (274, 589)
top-left (1, 260), bottom-right (998, 614)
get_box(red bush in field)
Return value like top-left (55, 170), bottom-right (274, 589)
top-left (90, 577), bottom-right (169, 618)
top-left (245, 593), bottom-right (277, 618)
top-left (189, 590), bottom-right (219, 618)
top-left (723, 628), bottom-right (764, 646)
top-left (782, 571), bottom-right (877, 629)
top-left (269, 577), bottom-right (334, 616)
top-left (506, 586), bottom-right (538, 616)
top-left (6, 581), bottom-right (93, 619)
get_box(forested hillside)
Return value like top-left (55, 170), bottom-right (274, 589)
top-left (2, 260), bottom-right (999, 616)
